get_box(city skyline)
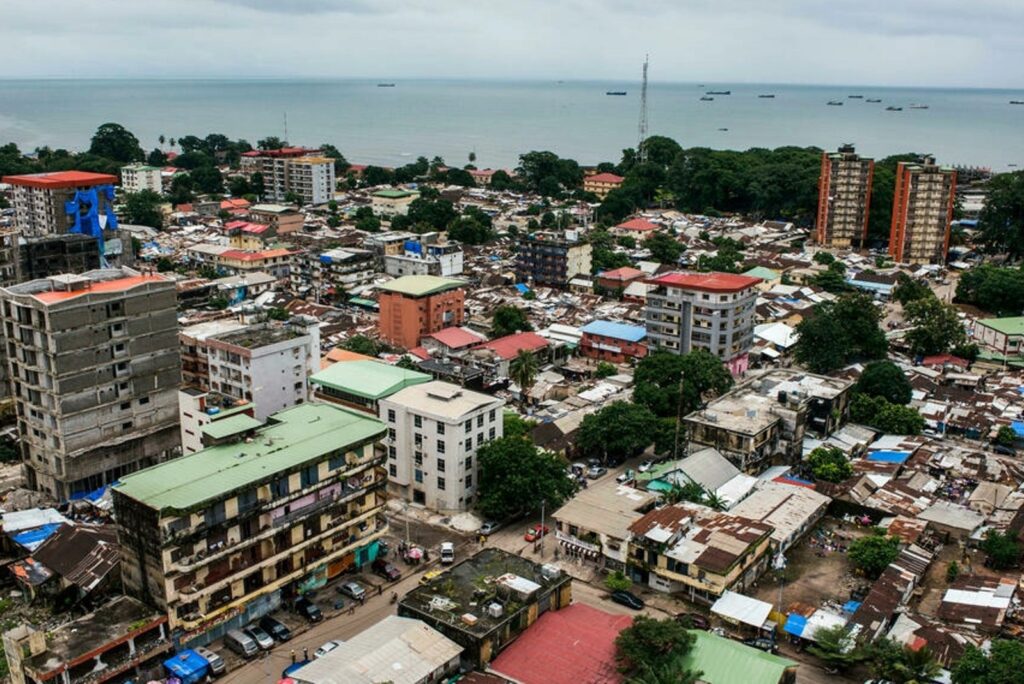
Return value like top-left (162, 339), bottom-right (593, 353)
top-left (2, 0), bottom-right (1023, 88)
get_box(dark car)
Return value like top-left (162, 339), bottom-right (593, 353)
top-left (259, 616), bottom-right (292, 642)
top-left (372, 558), bottom-right (402, 581)
top-left (676, 613), bottom-right (710, 630)
top-left (994, 444), bottom-right (1016, 456)
top-left (610, 590), bottom-right (645, 610)
top-left (743, 637), bottom-right (778, 654)
top-left (294, 596), bottom-right (323, 623)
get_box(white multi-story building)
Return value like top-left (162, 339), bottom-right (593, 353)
top-left (240, 148), bottom-right (336, 206)
top-left (120, 164), bottom-right (164, 194)
top-left (379, 381), bottom-right (503, 512)
top-left (384, 243), bottom-right (464, 278)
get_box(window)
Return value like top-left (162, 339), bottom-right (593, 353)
top-left (271, 476), bottom-right (289, 498)
top-left (437, 422), bottom-right (445, 435)
top-left (415, 469), bottom-right (423, 483)
top-left (414, 415), bottom-right (422, 428)
top-left (388, 446), bottom-right (397, 459)
top-left (329, 453), bottom-right (345, 470)
top-left (477, 415), bottom-right (484, 428)
top-left (465, 438), bottom-right (472, 451)
top-left (437, 477), bottom-right (446, 491)
top-left (414, 452), bottom-right (423, 466)
top-left (464, 419), bottom-right (472, 433)
top-left (139, 396), bottom-right (149, 405)
top-left (387, 409), bottom-right (396, 422)
top-left (389, 464), bottom-right (397, 477)
top-left (237, 488), bottom-right (258, 514)
top-left (414, 433), bottom-right (423, 447)
top-left (301, 463), bottom-right (319, 488)
top-left (120, 402), bottom-right (130, 411)
top-left (437, 459), bottom-right (446, 473)
top-left (437, 440), bottom-right (446, 454)
top-left (388, 428), bottom-right (396, 441)
top-left (204, 501), bottom-right (226, 527)
top-left (465, 474), bottom-right (472, 488)
top-left (489, 427), bottom-right (495, 440)
top-left (489, 409), bottom-right (496, 422)
top-left (465, 456), bottom-right (472, 469)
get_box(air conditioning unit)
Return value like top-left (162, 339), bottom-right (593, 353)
top-left (487, 603), bottom-right (504, 619)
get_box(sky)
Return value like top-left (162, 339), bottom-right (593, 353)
top-left (2, 0), bottom-right (1023, 88)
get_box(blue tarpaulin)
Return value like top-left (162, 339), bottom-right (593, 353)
top-left (68, 485), bottom-right (107, 502)
top-left (164, 650), bottom-right (209, 684)
top-left (867, 450), bottom-right (911, 463)
top-left (11, 523), bottom-right (63, 551)
top-left (783, 614), bottom-right (807, 637)
top-left (1011, 421), bottom-right (1024, 437)
top-left (842, 601), bottom-right (861, 614)
top-left (515, 283), bottom-right (531, 294)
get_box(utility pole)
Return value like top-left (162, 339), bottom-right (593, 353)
top-left (539, 499), bottom-right (546, 559)
top-left (637, 55), bottom-right (650, 164)
top-left (672, 372), bottom-right (685, 461)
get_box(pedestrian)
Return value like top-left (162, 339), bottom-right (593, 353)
top-left (349, 605), bottom-right (355, 615)
top-left (303, 647), bottom-right (308, 661)
top-left (378, 585), bottom-right (383, 596)
top-left (291, 649), bottom-right (296, 664)
top-left (360, 594), bottom-right (366, 605)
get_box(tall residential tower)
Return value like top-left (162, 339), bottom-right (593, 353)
top-left (815, 145), bottom-right (874, 248)
top-left (888, 156), bottom-right (957, 265)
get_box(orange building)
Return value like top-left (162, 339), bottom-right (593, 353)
top-left (377, 275), bottom-right (465, 349)
top-left (816, 145), bottom-right (874, 248)
top-left (888, 156), bottom-right (956, 265)
top-left (583, 172), bottom-right (624, 199)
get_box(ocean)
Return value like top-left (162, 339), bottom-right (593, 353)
top-left (1, 79), bottom-right (1022, 171)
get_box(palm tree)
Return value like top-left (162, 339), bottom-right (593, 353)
top-left (703, 490), bottom-right (727, 511)
top-left (158, 134), bottom-right (166, 147)
top-left (468, 151), bottom-right (476, 164)
top-left (169, 137), bottom-right (176, 149)
top-left (630, 661), bottom-right (702, 684)
top-left (509, 349), bottom-right (539, 405)
top-left (891, 646), bottom-right (941, 684)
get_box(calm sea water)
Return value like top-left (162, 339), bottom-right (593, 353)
top-left (1, 79), bottom-right (1022, 170)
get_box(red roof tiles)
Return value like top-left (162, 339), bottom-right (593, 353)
top-left (2, 171), bottom-right (118, 189)
top-left (475, 331), bottom-right (549, 361)
top-left (649, 271), bottom-right (762, 293)
top-left (426, 326), bottom-right (486, 350)
top-left (616, 217), bottom-right (660, 232)
top-left (586, 172), bottom-right (625, 184)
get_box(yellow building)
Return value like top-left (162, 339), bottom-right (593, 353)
top-left (583, 172), bottom-right (624, 199)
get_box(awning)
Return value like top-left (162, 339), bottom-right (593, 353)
top-left (711, 590), bottom-right (773, 629)
top-left (783, 613), bottom-right (807, 637)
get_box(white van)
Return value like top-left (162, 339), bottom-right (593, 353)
top-left (440, 542), bottom-right (455, 564)
top-left (224, 629), bottom-right (259, 659)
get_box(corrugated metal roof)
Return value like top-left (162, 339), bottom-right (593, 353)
top-left (580, 320), bottom-right (647, 342)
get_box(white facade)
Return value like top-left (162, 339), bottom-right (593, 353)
top-left (383, 246), bottom-right (464, 278)
top-left (120, 164), bottom-right (163, 194)
top-left (177, 388), bottom-right (255, 455)
top-left (379, 381), bottom-right (504, 512)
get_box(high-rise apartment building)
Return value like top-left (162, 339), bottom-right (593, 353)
top-left (377, 275), bottom-right (465, 349)
top-left (379, 381), bottom-right (504, 513)
top-left (816, 145), bottom-right (874, 248)
top-left (240, 148), bottom-right (336, 206)
top-left (120, 164), bottom-right (164, 194)
top-left (1, 171), bottom-right (119, 238)
top-left (514, 232), bottom-right (592, 287)
top-left (888, 156), bottom-right (957, 265)
top-left (645, 272), bottom-right (761, 376)
top-left (112, 402), bottom-right (388, 641)
top-left (0, 268), bottom-right (180, 499)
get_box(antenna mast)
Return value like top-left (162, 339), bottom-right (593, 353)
top-left (283, 112), bottom-right (289, 146)
top-left (637, 54), bottom-right (649, 163)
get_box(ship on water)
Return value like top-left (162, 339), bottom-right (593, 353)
top-left (848, 95), bottom-right (864, 99)
top-left (909, 104), bottom-right (929, 109)
top-left (866, 98), bottom-right (882, 103)
top-left (377, 83), bottom-right (396, 88)
top-left (699, 96), bottom-right (714, 101)
top-left (827, 100), bottom-right (843, 106)
top-left (886, 106), bottom-right (903, 111)
top-left (606, 91), bottom-right (627, 96)
top-left (706, 90), bottom-right (730, 95)
top-left (758, 94), bottom-right (775, 98)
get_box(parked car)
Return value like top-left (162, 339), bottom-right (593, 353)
top-left (616, 469), bottom-right (635, 484)
top-left (259, 616), bottom-right (292, 642)
top-left (994, 444), bottom-right (1016, 456)
top-left (610, 590), bottom-right (645, 610)
top-left (244, 625), bottom-right (275, 651)
top-left (440, 541), bottom-right (455, 564)
top-left (638, 459), bottom-right (655, 473)
top-left (314, 640), bottom-right (343, 659)
top-left (224, 630), bottom-right (259, 659)
top-left (372, 558), bottom-right (402, 581)
top-left (195, 646), bottom-right (225, 676)
top-left (676, 613), bottom-right (710, 630)
top-left (743, 637), bottom-right (778, 654)
top-left (524, 524), bottom-right (550, 542)
top-left (420, 568), bottom-right (444, 584)
top-left (294, 596), bottom-right (323, 622)
top-left (339, 581), bottom-right (366, 601)
top-left (587, 466), bottom-right (608, 479)
top-left (479, 520), bottom-right (503, 536)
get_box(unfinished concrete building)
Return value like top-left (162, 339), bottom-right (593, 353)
top-left (0, 268), bottom-right (181, 499)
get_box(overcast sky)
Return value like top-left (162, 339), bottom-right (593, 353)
top-left (2, 0), bottom-right (1022, 87)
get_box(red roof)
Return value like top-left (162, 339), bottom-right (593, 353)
top-left (490, 604), bottom-right (630, 684)
top-left (408, 347), bottom-right (431, 360)
top-left (475, 331), bottom-right (549, 361)
top-left (33, 275), bottom-right (168, 304)
top-left (616, 217), bottom-right (659, 232)
top-left (919, 353), bottom-right (970, 369)
top-left (2, 171), bottom-right (118, 190)
top-left (649, 271), bottom-right (762, 293)
top-left (221, 198), bottom-right (251, 209)
top-left (426, 326), bottom-right (486, 350)
top-left (599, 266), bottom-right (645, 282)
top-left (586, 172), bottom-right (625, 184)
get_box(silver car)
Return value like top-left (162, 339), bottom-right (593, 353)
top-left (244, 625), bottom-right (274, 651)
top-left (339, 581), bottom-right (366, 601)
top-left (315, 640), bottom-right (343, 659)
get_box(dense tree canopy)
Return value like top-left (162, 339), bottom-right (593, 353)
top-left (644, 231), bottom-right (684, 265)
top-left (868, 638), bottom-right (941, 684)
top-left (576, 401), bottom-right (660, 464)
top-left (892, 274), bottom-right (934, 306)
top-left (952, 639), bottom-right (1024, 684)
top-left (89, 122), bottom-right (144, 163)
top-left (516, 151), bottom-right (583, 197)
top-left (851, 394), bottom-right (924, 434)
top-left (981, 530), bottom-right (1020, 570)
top-left (634, 350), bottom-right (733, 418)
top-left (447, 216), bottom-right (493, 244)
top-left (855, 361), bottom-right (913, 405)
top-left (848, 531), bottom-right (900, 579)
top-left (807, 445), bottom-right (853, 483)
top-left (904, 296), bottom-right (966, 356)
top-left (120, 190), bottom-right (164, 229)
top-left (955, 264), bottom-right (1024, 317)
top-left (477, 436), bottom-right (575, 520)
top-left (794, 294), bottom-right (888, 372)
top-left (490, 305), bottom-right (533, 338)
top-left (615, 616), bottom-right (698, 678)
top-left (806, 625), bottom-right (865, 672)
top-left (977, 171), bottom-right (1024, 258)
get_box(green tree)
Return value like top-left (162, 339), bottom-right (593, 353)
top-left (490, 305), bottom-right (533, 338)
top-left (810, 261), bottom-right (853, 293)
top-left (850, 394), bottom-right (924, 434)
top-left (168, 174), bottom-right (195, 205)
top-left (794, 294), bottom-right (888, 372)
top-left (146, 148), bottom-right (168, 166)
top-left (955, 264), bottom-right (1024, 316)
top-left (407, 197), bottom-right (458, 231)
top-left (250, 171), bottom-right (265, 198)
top-left (89, 122), bottom-right (144, 163)
top-left (362, 166), bottom-right (394, 186)
top-left (476, 437), bottom-right (575, 520)
top-left (640, 135), bottom-right (684, 168)
top-left (509, 349), bottom-right (539, 400)
top-left (516, 150), bottom-right (583, 197)
top-left (448, 216), bottom-right (493, 244)
top-left (121, 190), bottom-right (164, 228)
top-left (806, 625), bottom-right (866, 672)
top-left (502, 413), bottom-right (537, 441)
top-left (867, 154), bottom-right (922, 242)
top-left (605, 570), bottom-right (632, 592)
top-left (628, 660), bottom-right (702, 684)
top-left (227, 175), bottom-right (252, 197)
top-left (191, 165), bottom-right (224, 195)
top-left (489, 169), bottom-right (517, 192)
top-left (645, 231), bottom-right (684, 265)
top-left (869, 638), bottom-right (941, 684)
top-left (257, 136), bottom-right (286, 150)
top-left (356, 215), bottom-right (381, 232)
top-left (893, 274), bottom-right (935, 306)
top-left (595, 361), bottom-right (617, 378)
top-left (615, 616), bottom-right (697, 677)
top-left (664, 480), bottom-right (708, 506)
top-left (848, 531), bottom-right (900, 579)
top-left (995, 425), bottom-right (1017, 446)
top-left (904, 297), bottom-right (966, 356)
top-left (977, 171), bottom-right (1024, 258)
top-left (813, 251), bottom-right (836, 265)
top-left (267, 307), bottom-right (289, 321)
top-left (396, 356), bottom-right (420, 371)
top-left (634, 350), bottom-right (733, 418)
top-left (807, 445), bottom-right (853, 483)
top-left (980, 530), bottom-right (1020, 569)
top-left (855, 361), bottom-right (913, 405)
top-left (319, 143), bottom-right (350, 174)
top-left (946, 561), bottom-right (960, 583)
top-left (576, 402), bottom-right (660, 464)
top-left (952, 639), bottom-right (1024, 684)
top-left (341, 335), bottom-right (383, 356)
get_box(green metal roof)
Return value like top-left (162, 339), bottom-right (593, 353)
top-left (680, 631), bottom-right (796, 684)
top-left (310, 360), bottom-right (431, 400)
top-left (201, 413), bottom-right (263, 440)
top-left (977, 317), bottom-right (1024, 336)
top-left (113, 403), bottom-right (386, 512)
top-left (377, 275), bottom-right (463, 297)
top-left (743, 266), bottom-right (779, 281)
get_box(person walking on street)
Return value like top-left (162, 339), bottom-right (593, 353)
top-left (291, 649), bottom-right (296, 664)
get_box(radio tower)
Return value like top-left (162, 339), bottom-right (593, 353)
top-left (637, 54), bottom-right (649, 163)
